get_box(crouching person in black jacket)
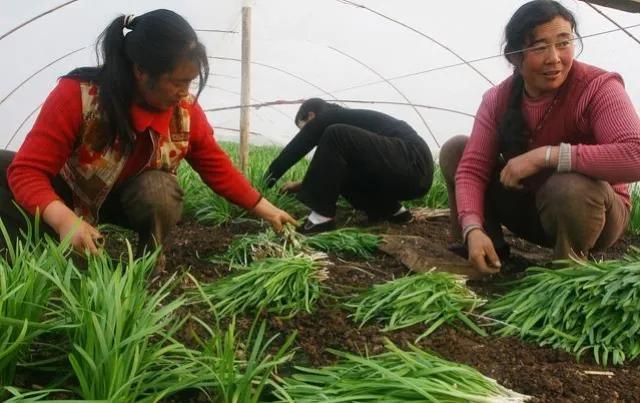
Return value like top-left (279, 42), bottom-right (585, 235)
top-left (265, 98), bottom-right (434, 233)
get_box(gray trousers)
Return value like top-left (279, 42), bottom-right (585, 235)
top-left (439, 136), bottom-right (629, 259)
top-left (0, 150), bottom-right (183, 257)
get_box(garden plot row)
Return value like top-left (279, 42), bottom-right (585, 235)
top-left (2, 143), bottom-right (640, 401)
top-left (3, 218), bottom-right (640, 401)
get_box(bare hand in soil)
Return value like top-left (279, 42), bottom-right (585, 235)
top-left (59, 218), bottom-right (103, 255)
top-left (467, 229), bottom-right (501, 274)
top-left (280, 180), bottom-right (302, 194)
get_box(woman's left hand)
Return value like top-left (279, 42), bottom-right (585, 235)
top-left (280, 180), bottom-right (302, 194)
top-left (499, 147), bottom-right (546, 190)
top-left (250, 197), bottom-right (297, 232)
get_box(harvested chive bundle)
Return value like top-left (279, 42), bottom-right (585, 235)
top-left (216, 226), bottom-right (380, 267)
top-left (198, 255), bottom-right (329, 318)
top-left (273, 339), bottom-right (529, 402)
top-left (345, 272), bottom-right (486, 339)
top-left (221, 224), bottom-right (305, 266)
top-left (304, 228), bottom-right (381, 258)
top-left (217, 229), bottom-right (289, 267)
top-left (485, 250), bottom-right (640, 366)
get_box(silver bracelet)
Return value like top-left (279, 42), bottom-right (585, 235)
top-left (557, 142), bottom-right (572, 173)
top-left (462, 224), bottom-right (484, 243)
top-left (544, 146), bottom-right (552, 168)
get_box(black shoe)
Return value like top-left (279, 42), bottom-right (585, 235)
top-left (300, 219), bottom-right (336, 235)
top-left (388, 210), bottom-right (414, 224)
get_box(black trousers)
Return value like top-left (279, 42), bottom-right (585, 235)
top-left (0, 150), bottom-right (183, 256)
top-left (297, 124), bottom-right (433, 218)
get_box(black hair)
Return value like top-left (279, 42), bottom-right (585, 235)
top-left (294, 98), bottom-right (342, 126)
top-left (497, 0), bottom-right (580, 160)
top-left (66, 9), bottom-right (209, 150)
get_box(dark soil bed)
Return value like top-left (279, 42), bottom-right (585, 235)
top-left (14, 212), bottom-right (640, 402)
top-left (155, 212), bottom-right (640, 403)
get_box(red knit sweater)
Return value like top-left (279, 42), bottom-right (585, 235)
top-left (8, 78), bottom-right (261, 216)
top-left (456, 71), bottom-right (640, 232)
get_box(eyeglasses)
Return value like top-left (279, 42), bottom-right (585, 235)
top-left (525, 39), bottom-right (574, 56)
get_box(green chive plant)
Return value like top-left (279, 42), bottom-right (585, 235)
top-left (179, 142), bottom-right (308, 226)
top-left (178, 162), bottom-right (236, 226)
top-left (273, 339), bottom-right (529, 402)
top-left (345, 272), bottom-right (487, 340)
top-left (195, 318), bottom-right (296, 403)
top-left (485, 250), bottom-right (640, 366)
top-left (44, 244), bottom-right (204, 401)
top-left (181, 143), bottom-right (454, 227)
top-left (188, 278), bottom-right (297, 403)
top-left (405, 165), bottom-right (448, 209)
top-left (0, 217), bottom-right (67, 387)
top-left (2, 387), bottom-right (68, 401)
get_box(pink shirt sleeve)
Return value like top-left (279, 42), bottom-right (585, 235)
top-left (455, 87), bottom-right (501, 230)
top-left (572, 75), bottom-right (640, 184)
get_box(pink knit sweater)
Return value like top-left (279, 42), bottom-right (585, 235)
top-left (456, 72), bottom-right (640, 232)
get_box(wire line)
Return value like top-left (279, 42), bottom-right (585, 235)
top-left (0, 46), bottom-right (88, 108)
top-left (323, 23), bottom-right (640, 96)
top-left (0, 0), bottom-right (79, 41)
top-left (204, 98), bottom-right (475, 119)
top-left (329, 46), bottom-right (438, 146)
top-left (336, 0), bottom-right (495, 86)
top-left (584, 2), bottom-right (640, 45)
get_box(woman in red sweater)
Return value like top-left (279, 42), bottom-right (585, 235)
top-left (440, 0), bottom-right (640, 274)
top-left (1, 10), bottom-right (295, 261)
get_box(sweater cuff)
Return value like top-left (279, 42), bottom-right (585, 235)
top-left (462, 224), bottom-right (485, 243)
top-left (249, 194), bottom-right (263, 210)
top-left (460, 214), bottom-right (482, 232)
top-left (25, 194), bottom-right (62, 217)
top-left (460, 214), bottom-right (484, 243)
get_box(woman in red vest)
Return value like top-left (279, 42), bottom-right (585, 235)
top-left (0, 10), bottom-right (295, 263)
top-left (440, 0), bottom-right (640, 274)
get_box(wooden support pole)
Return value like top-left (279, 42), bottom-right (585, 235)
top-left (239, 6), bottom-right (252, 173)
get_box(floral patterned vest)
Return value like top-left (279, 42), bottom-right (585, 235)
top-left (59, 82), bottom-right (192, 224)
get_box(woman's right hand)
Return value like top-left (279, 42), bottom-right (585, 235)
top-left (57, 218), bottom-right (103, 255)
top-left (43, 200), bottom-right (103, 255)
top-left (466, 228), bottom-right (501, 274)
